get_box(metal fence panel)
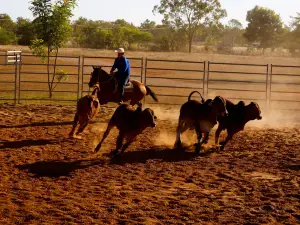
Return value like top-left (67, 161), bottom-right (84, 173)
top-left (144, 58), bottom-right (206, 105)
top-left (207, 61), bottom-right (269, 109)
top-left (18, 54), bottom-right (80, 104)
top-left (270, 64), bottom-right (300, 111)
top-left (0, 54), bottom-right (18, 104)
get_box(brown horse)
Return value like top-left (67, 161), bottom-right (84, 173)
top-left (88, 66), bottom-right (158, 106)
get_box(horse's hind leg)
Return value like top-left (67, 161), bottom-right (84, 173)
top-left (69, 113), bottom-right (79, 138)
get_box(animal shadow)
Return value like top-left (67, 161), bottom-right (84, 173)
top-left (0, 121), bottom-right (73, 129)
top-left (0, 139), bottom-right (58, 150)
top-left (16, 158), bottom-right (105, 178)
top-left (108, 146), bottom-right (216, 165)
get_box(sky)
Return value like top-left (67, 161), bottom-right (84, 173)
top-left (2, 0), bottom-right (300, 27)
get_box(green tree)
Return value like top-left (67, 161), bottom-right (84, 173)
top-left (16, 17), bottom-right (35, 45)
top-left (140, 19), bottom-right (156, 30)
top-left (219, 19), bottom-right (245, 52)
top-left (0, 14), bottom-right (17, 44)
top-left (0, 27), bottom-right (17, 44)
top-left (0, 14), bottom-right (16, 32)
top-left (122, 26), bottom-right (152, 49)
top-left (244, 6), bottom-right (284, 51)
top-left (29, 0), bottom-right (77, 98)
top-left (153, 0), bottom-right (227, 53)
top-left (285, 13), bottom-right (300, 54)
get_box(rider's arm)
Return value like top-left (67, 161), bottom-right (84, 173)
top-left (110, 58), bottom-right (118, 73)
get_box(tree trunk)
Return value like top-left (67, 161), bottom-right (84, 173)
top-left (188, 38), bottom-right (192, 53)
top-left (50, 49), bottom-right (59, 93)
top-left (47, 46), bottom-right (51, 98)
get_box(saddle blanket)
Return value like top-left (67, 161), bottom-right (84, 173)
top-left (124, 81), bottom-right (133, 92)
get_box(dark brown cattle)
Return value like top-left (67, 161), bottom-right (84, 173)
top-left (94, 104), bottom-right (157, 156)
top-left (69, 86), bottom-right (100, 138)
top-left (174, 91), bottom-right (227, 153)
top-left (215, 100), bottom-right (262, 150)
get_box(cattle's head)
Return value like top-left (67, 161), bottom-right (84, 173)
top-left (141, 108), bottom-right (157, 128)
top-left (211, 96), bottom-right (227, 116)
top-left (247, 102), bottom-right (262, 120)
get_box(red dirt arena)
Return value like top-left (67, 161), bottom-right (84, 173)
top-left (0, 104), bottom-right (299, 224)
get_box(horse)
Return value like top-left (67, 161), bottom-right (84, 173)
top-left (88, 66), bottom-right (158, 106)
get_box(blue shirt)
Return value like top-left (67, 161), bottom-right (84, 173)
top-left (111, 56), bottom-right (130, 78)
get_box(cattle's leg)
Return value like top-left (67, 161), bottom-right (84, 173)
top-left (94, 123), bottom-right (113, 153)
top-left (195, 124), bottom-right (202, 154)
top-left (174, 120), bottom-right (188, 149)
top-left (200, 132), bottom-right (209, 145)
top-left (220, 133), bottom-right (233, 151)
top-left (112, 132), bottom-right (124, 155)
top-left (119, 138), bottom-right (134, 155)
top-left (69, 113), bottom-right (79, 138)
top-left (76, 121), bottom-right (89, 135)
top-left (215, 126), bottom-right (222, 148)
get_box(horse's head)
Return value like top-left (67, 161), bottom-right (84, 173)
top-left (88, 66), bottom-right (110, 88)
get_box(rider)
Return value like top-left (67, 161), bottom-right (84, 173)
top-left (110, 47), bottom-right (131, 104)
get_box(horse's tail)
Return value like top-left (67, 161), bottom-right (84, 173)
top-left (188, 91), bottom-right (205, 103)
top-left (145, 86), bottom-right (159, 102)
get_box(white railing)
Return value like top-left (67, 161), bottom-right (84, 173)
top-left (6, 50), bottom-right (22, 64)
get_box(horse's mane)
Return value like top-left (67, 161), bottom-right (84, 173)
top-left (93, 67), bottom-right (109, 76)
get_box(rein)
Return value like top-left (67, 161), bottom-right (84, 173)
top-left (94, 73), bottom-right (118, 94)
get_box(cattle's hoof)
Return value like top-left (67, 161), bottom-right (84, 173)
top-left (195, 145), bottom-right (200, 154)
top-left (174, 141), bottom-right (182, 150)
top-left (94, 145), bottom-right (101, 153)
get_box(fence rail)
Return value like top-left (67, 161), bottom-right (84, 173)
top-left (0, 54), bottom-right (299, 111)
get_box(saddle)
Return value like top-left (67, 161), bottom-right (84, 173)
top-left (124, 81), bottom-right (133, 91)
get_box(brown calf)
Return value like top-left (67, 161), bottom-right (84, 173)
top-left (69, 86), bottom-right (100, 138)
top-left (94, 104), bottom-right (157, 156)
top-left (215, 100), bottom-right (262, 150)
top-left (174, 91), bottom-right (227, 153)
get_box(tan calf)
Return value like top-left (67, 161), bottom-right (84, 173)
top-left (69, 86), bottom-right (100, 138)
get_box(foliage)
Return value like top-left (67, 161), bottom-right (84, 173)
top-left (244, 6), bottom-right (284, 50)
top-left (29, 0), bottom-right (77, 97)
top-left (0, 27), bottom-right (17, 45)
top-left (16, 17), bottom-right (36, 46)
top-left (153, 0), bottom-right (227, 53)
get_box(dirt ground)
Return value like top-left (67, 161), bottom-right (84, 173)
top-left (0, 103), bottom-right (299, 224)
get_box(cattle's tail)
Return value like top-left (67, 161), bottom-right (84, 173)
top-left (188, 91), bottom-right (205, 103)
top-left (145, 86), bottom-right (158, 102)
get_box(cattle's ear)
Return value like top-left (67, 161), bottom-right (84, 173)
top-left (237, 101), bottom-right (246, 107)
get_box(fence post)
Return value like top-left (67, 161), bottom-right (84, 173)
top-left (77, 56), bottom-right (81, 100)
top-left (206, 61), bottom-right (210, 98)
top-left (265, 64), bottom-right (269, 112)
top-left (269, 64), bottom-right (273, 111)
top-left (143, 58), bottom-right (148, 106)
top-left (18, 52), bottom-right (22, 104)
top-left (203, 61), bottom-right (206, 98)
top-left (81, 55), bottom-right (85, 98)
top-left (140, 57), bottom-right (144, 83)
top-left (14, 54), bottom-right (18, 105)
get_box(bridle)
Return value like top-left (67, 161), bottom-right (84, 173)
top-left (91, 69), bottom-right (118, 93)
